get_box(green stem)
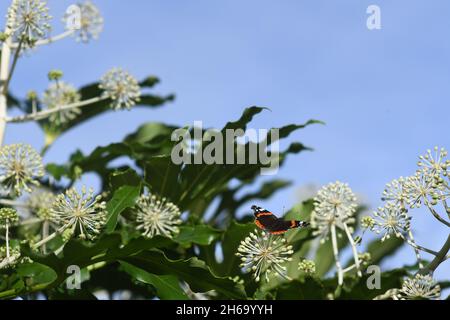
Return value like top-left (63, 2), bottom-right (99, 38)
top-left (418, 234), bottom-right (450, 275)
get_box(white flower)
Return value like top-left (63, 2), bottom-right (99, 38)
top-left (417, 147), bottom-right (449, 178)
top-left (99, 68), bottom-right (141, 110)
top-left (298, 259), bottom-right (316, 275)
top-left (404, 172), bottom-right (441, 208)
top-left (50, 186), bottom-right (107, 240)
top-left (64, 1), bottom-right (103, 42)
top-left (0, 144), bottom-right (44, 196)
top-left (134, 194), bottom-right (182, 239)
top-left (397, 274), bottom-right (441, 300)
top-left (311, 181), bottom-right (357, 239)
top-left (42, 81), bottom-right (81, 125)
top-left (26, 188), bottom-right (56, 215)
top-left (372, 203), bottom-right (411, 241)
top-left (7, 0), bottom-right (52, 47)
top-left (236, 230), bottom-right (293, 282)
top-left (382, 177), bottom-right (408, 209)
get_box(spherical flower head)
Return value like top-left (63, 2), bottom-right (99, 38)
top-left (0, 144), bottom-right (44, 196)
top-left (404, 171), bottom-right (442, 208)
top-left (397, 274), bottom-right (441, 300)
top-left (361, 216), bottom-right (375, 230)
top-left (50, 186), bottom-right (107, 241)
top-left (311, 181), bottom-right (357, 239)
top-left (298, 259), bottom-right (316, 275)
top-left (372, 203), bottom-right (411, 241)
top-left (235, 230), bottom-right (293, 282)
top-left (134, 194), bottom-right (182, 239)
top-left (99, 68), bottom-right (141, 110)
top-left (42, 81), bottom-right (81, 125)
top-left (382, 177), bottom-right (408, 209)
top-left (47, 69), bottom-right (63, 81)
top-left (26, 188), bottom-right (56, 216)
top-left (417, 147), bottom-right (449, 178)
top-left (358, 252), bottom-right (371, 267)
top-left (0, 208), bottom-right (19, 226)
top-left (7, 0), bottom-right (52, 48)
top-left (64, 1), bottom-right (103, 43)
top-left (26, 90), bottom-right (38, 101)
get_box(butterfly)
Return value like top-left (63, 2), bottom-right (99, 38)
top-left (251, 205), bottom-right (310, 235)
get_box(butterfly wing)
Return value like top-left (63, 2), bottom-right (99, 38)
top-left (252, 205), bottom-right (309, 234)
top-left (259, 217), bottom-right (297, 234)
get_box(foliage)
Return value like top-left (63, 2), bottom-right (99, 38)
top-left (0, 1), bottom-right (448, 301)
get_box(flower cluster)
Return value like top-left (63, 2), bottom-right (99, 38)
top-left (311, 181), bottom-right (357, 240)
top-left (236, 230), bottom-right (293, 282)
top-left (7, 0), bottom-right (52, 48)
top-left (134, 194), bottom-right (182, 239)
top-left (372, 203), bottom-right (411, 241)
top-left (0, 144), bottom-right (44, 196)
top-left (63, 1), bottom-right (103, 42)
top-left (50, 187), bottom-right (107, 240)
top-left (99, 68), bottom-right (141, 110)
top-left (26, 188), bottom-right (56, 216)
top-left (396, 274), bottom-right (441, 300)
top-left (298, 259), bottom-right (316, 275)
top-left (311, 181), bottom-right (366, 285)
top-left (0, 208), bottom-right (19, 226)
top-left (369, 147), bottom-right (450, 255)
top-left (42, 81), bottom-right (82, 125)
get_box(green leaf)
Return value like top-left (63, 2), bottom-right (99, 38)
top-left (119, 261), bottom-right (189, 300)
top-left (174, 225), bottom-right (221, 246)
top-left (105, 169), bottom-right (142, 233)
top-left (338, 269), bottom-right (407, 300)
top-left (122, 250), bottom-right (246, 299)
top-left (16, 262), bottom-right (58, 288)
top-left (363, 237), bottom-right (405, 266)
top-left (274, 278), bottom-right (326, 300)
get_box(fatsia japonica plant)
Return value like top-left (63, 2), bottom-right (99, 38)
top-left (0, 0), bottom-right (448, 301)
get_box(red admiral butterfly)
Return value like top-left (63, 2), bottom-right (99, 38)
top-left (251, 205), bottom-right (310, 235)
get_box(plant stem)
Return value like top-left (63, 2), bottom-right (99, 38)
top-left (0, 199), bottom-right (28, 207)
top-left (426, 201), bottom-right (450, 228)
top-left (407, 231), bottom-right (424, 269)
top-left (32, 226), bottom-right (65, 249)
top-left (42, 220), bottom-right (49, 254)
top-left (9, 30), bottom-right (75, 49)
top-left (0, 0), bottom-right (14, 145)
top-left (343, 223), bottom-right (362, 277)
top-left (6, 96), bottom-right (107, 123)
top-left (418, 234), bottom-right (450, 275)
top-left (2, 38), bottom-right (23, 96)
top-left (331, 225), bottom-right (343, 286)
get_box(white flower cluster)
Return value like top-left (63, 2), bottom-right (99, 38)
top-left (311, 181), bottom-right (357, 240)
top-left (0, 143), bottom-right (44, 196)
top-left (369, 147), bottom-right (449, 242)
top-left (311, 181), bottom-right (367, 285)
top-left (134, 194), bottom-right (182, 239)
top-left (99, 68), bottom-right (141, 110)
top-left (6, 0), bottom-right (52, 48)
top-left (42, 81), bottom-right (81, 125)
top-left (63, 1), bottom-right (103, 43)
top-left (236, 230), bottom-right (293, 282)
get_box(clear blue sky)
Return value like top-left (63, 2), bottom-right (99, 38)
top-left (2, 1), bottom-right (449, 282)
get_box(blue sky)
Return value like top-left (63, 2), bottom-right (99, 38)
top-left (1, 0), bottom-right (449, 282)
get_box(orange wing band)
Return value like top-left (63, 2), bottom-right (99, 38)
top-left (254, 220), bottom-right (265, 230)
